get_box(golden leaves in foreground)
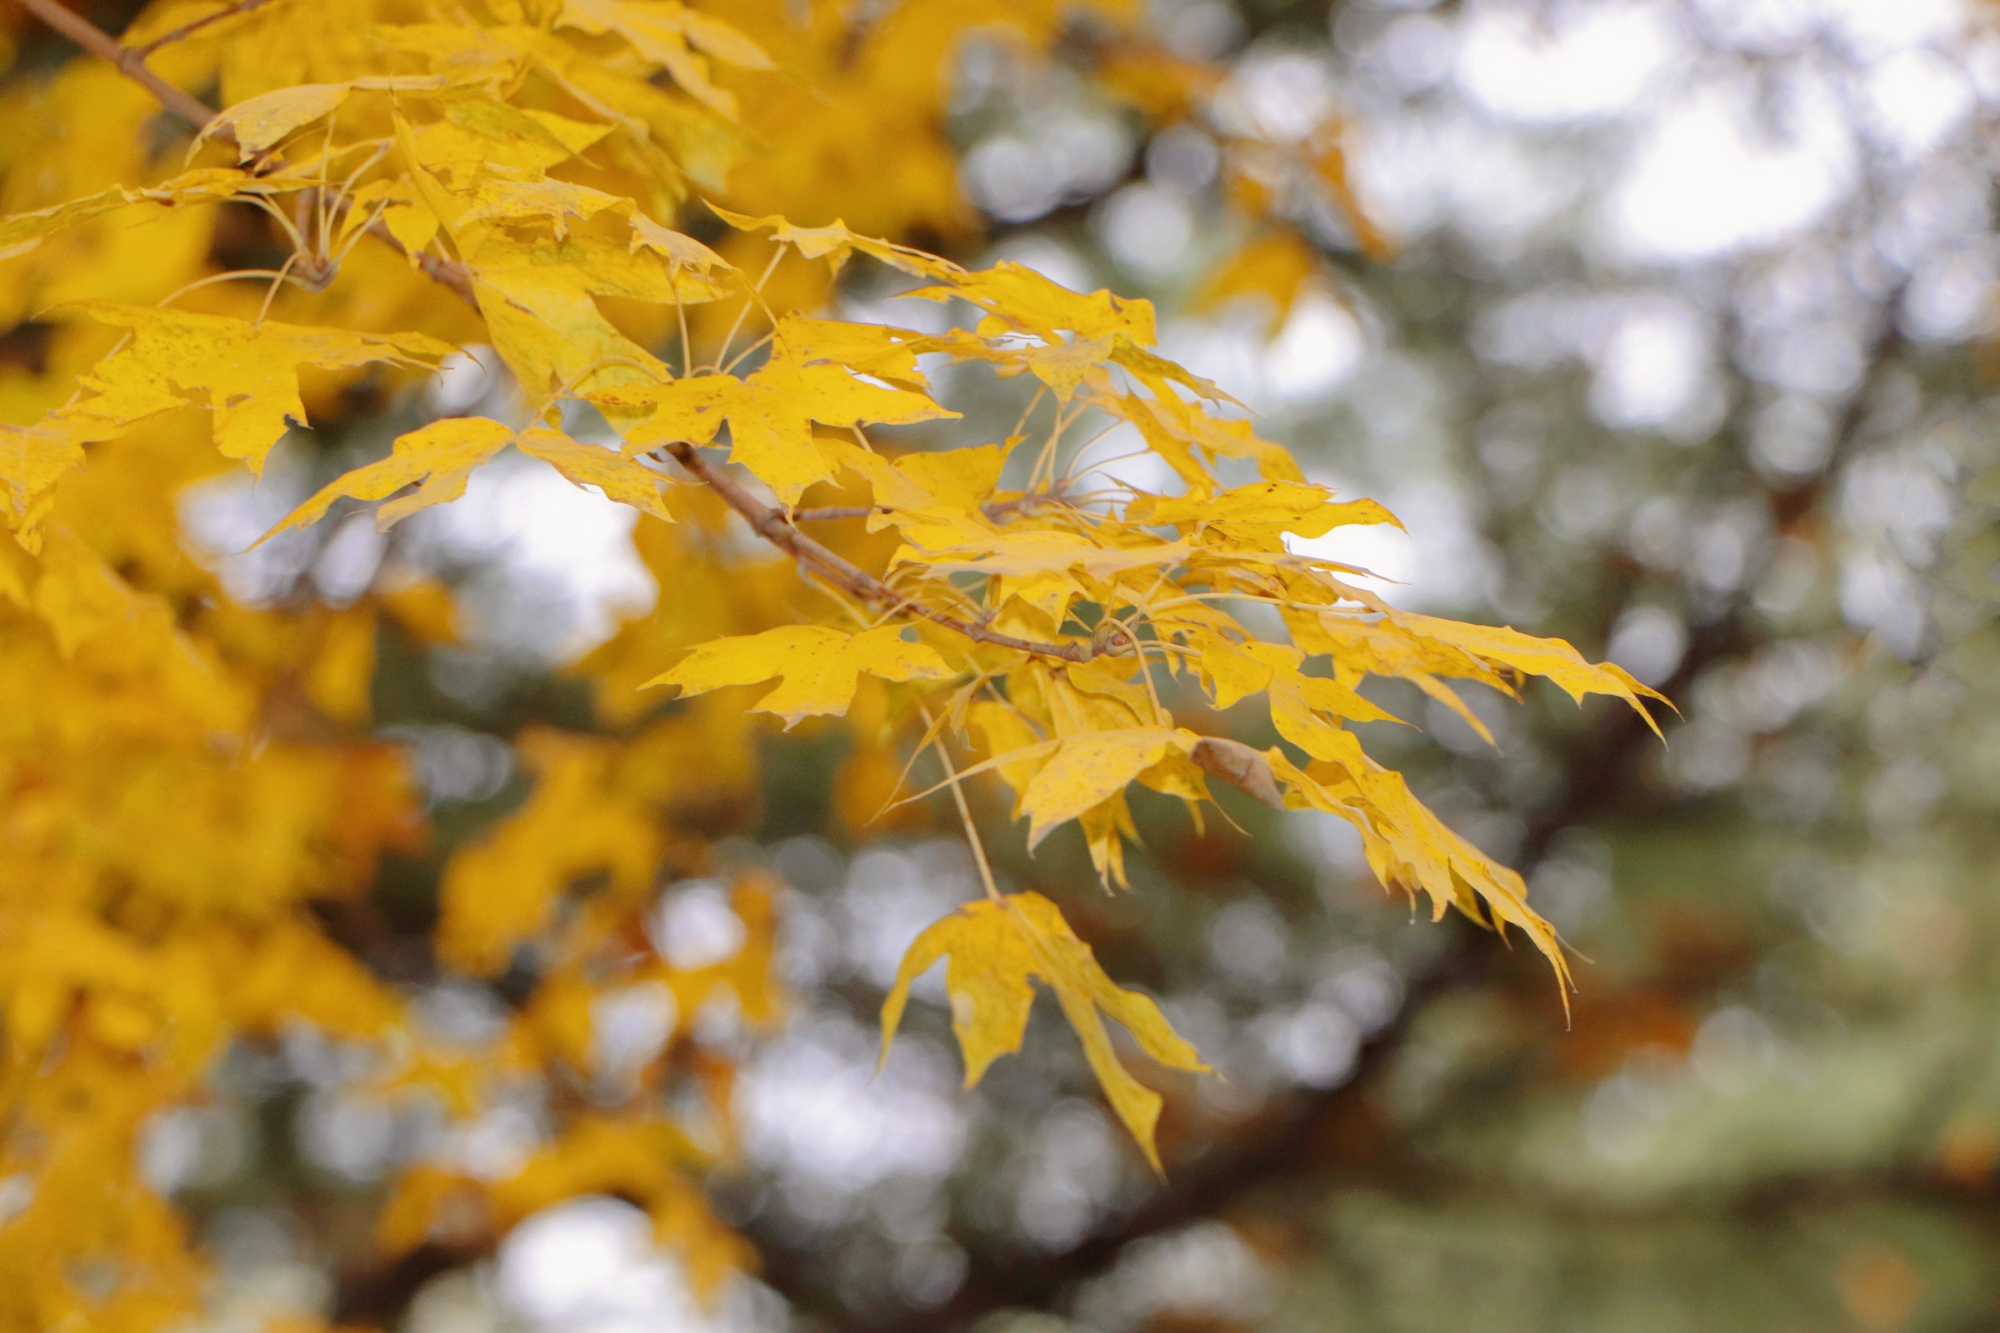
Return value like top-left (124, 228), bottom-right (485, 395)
top-left (647, 625), bottom-right (950, 727)
top-left (53, 304), bottom-right (451, 473)
top-left (607, 343), bottom-right (960, 505)
top-left (260, 416), bottom-right (677, 540)
top-left (881, 892), bottom-right (1207, 1172)
top-left (1016, 727), bottom-right (1199, 849)
top-left (1385, 611), bottom-right (1667, 738)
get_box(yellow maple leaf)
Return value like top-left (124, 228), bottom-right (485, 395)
top-left (0, 186), bottom-right (131, 261)
top-left (0, 166), bottom-right (277, 262)
top-left (813, 437), bottom-right (1003, 549)
top-left (1113, 388), bottom-right (1303, 487)
top-left (1229, 638), bottom-right (1403, 758)
top-left (1194, 627), bottom-right (1274, 706)
top-left (0, 413), bottom-right (117, 549)
top-left (199, 76), bottom-right (447, 158)
top-left (630, 214), bottom-right (731, 272)
top-left (708, 205), bottom-right (957, 278)
top-left (609, 352), bottom-right (958, 505)
top-left (774, 313), bottom-right (941, 390)
top-left (416, 91), bottom-right (612, 179)
top-left (261, 416), bottom-right (677, 540)
top-left (964, 698), bottom-right (1047, 812)
top-left (64, 304), bottom-right (454, 473)
top-left (1269, 747), bottom-right (1571, 996)
top-left (1135, 479), bottom-right (1402, 551)
top-left (1285, 611), bottom-right (1512, 745)
top-left (909, 260), bottom-right (1158, 345)
top-left (200, 82), bottom-right (352, 155)
top-left (880, 891), bottom-right (1207, 1172)
top-left (469, 246), bottom-right (688, 400)
top-left (1386, 610), bottom-right (1670, 736)
top-left (459, 177), bottom-right (636, 240)
top-left (646, 624), bottom-right (950, 728)
top-left (518, 429), bottom-right (683, 521)
top-left (342, 176), bottom-right (441, 258)
top-left (894, 529), bottom-right (1194, 581)
top-left (892, 443), bottom-right (1010, 513)
top-left (1024, 335), bottom-right (1114, 400)
top-left (558, 0), bottom-right (771, 120)
top-left (1194, 230), bottom-right (1322, 331)
top-left (1017, 726), bottom-right (1200, 849)
top-left (1106, 337), bottom-right (1243, 407)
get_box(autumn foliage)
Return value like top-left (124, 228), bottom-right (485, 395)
top-left (0, 0), bottom-right (1663, 1326)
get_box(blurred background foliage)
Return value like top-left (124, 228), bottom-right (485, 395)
top-left (10, 0), bottom-right (2000, 1329)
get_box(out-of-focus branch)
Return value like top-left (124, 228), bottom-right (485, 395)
top-left (19, 0), bottom-right (219, 130)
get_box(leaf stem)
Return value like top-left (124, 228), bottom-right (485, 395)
top-left (708, 249), bottom-right (784, 374)
top-left (919, 702), bottom-right (1003, 903)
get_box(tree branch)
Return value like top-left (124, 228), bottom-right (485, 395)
top-left (337, 200), bottom-right (479, 306)
top-left (397, 237), bottom-right (479, 307)
top-left (20, 0), bottom-right (220, 131)
top-left (654, 440), bottom-right (1094, 663)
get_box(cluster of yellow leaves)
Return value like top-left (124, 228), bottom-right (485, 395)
top-left (260, 213), bottom-right (1655, 1162)
top-left (572, 221), bottom-right (1659, 1161)
top-left (0, 0), bottom-right (1667, 1322)
top-left (0, 0), bottom-right (1111, 1318)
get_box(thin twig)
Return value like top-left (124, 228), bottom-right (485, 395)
top-left (923, 705), bottom-right (1005, 903)
top-left (254, 251), bottom-right (303, 324)
top-left (793, 487), bottom-right (1082, 526)
top-left (719, 329), bottom-right (776, 377)
top-left (791, 506), bottom-right (884, 522)
top-left (20, 0), bottom-right (217, 130)
top-left (131, 0), bottom-right (282, 56)
top-left (708, 249), bottom-right (783, 374)
top-left (652, 439), bottom-right (1093, 664)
